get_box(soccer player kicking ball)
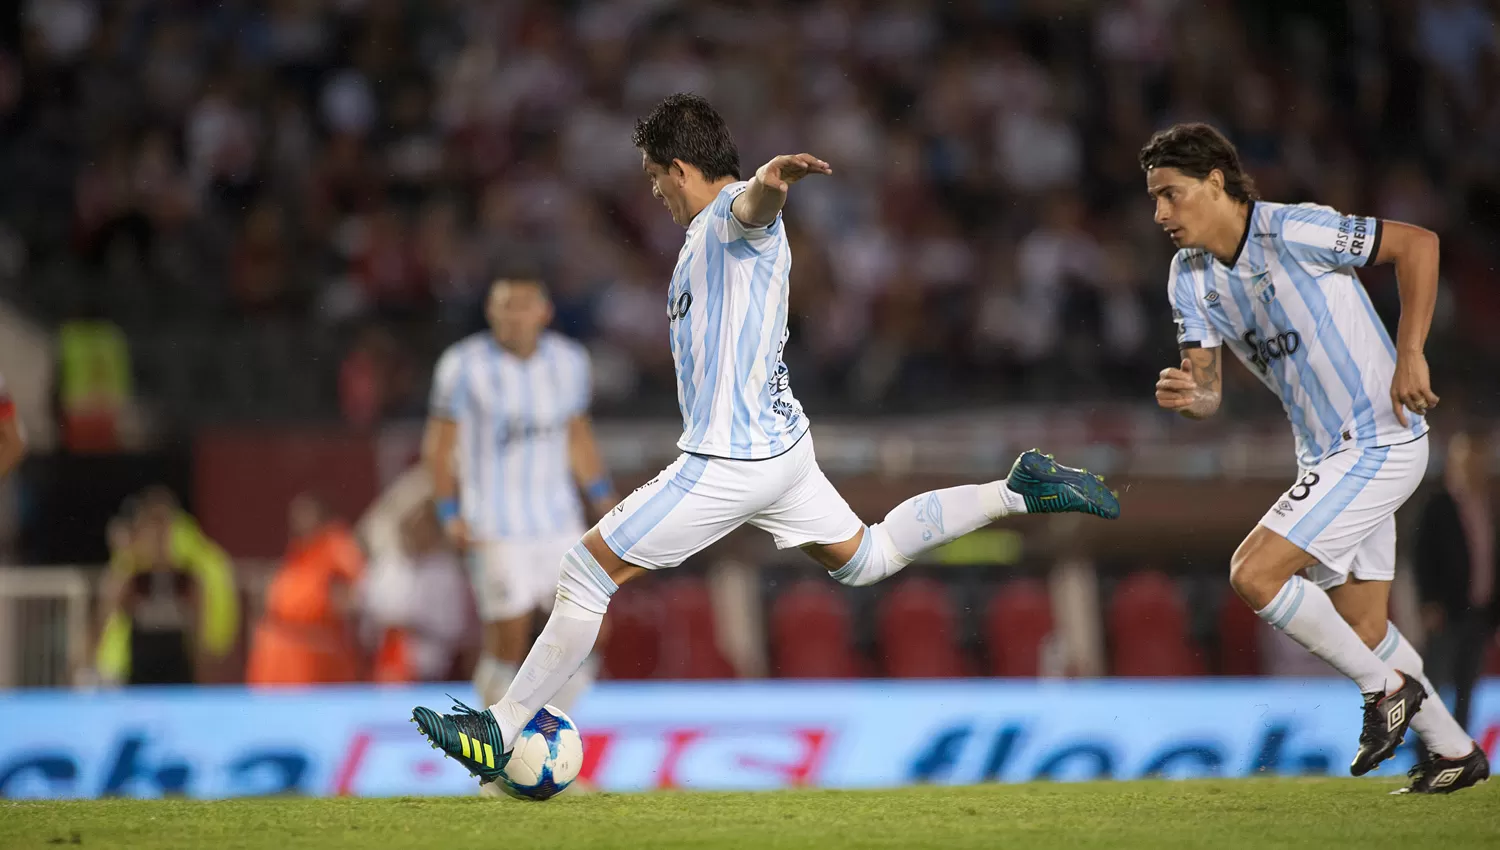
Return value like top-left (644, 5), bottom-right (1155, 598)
top-left (1144, 123), bottom-right (1488, 794)
top-left (412, 93), bottom-right (1120, 784)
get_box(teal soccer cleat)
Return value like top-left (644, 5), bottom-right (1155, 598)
top-left (1005, 449), bottom-right (1122, 520)
top-left (412, 697), bottom-right (509, 784)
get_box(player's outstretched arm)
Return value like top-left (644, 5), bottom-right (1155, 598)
top-left (1156, 347), bottom-right (1222, 420)
top-left (731, 153), bottom-right (832, 228)
top-left (1372, 220), bottom-right (1441, 425)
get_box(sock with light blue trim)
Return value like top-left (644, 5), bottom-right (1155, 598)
top-left (490, 543), bottom-right (614, 752)
top-left (1254, 575), bottom-right (1400, 694)
top-left (831, 483), bottom-right (1022, 587)
top-left (1375, 622), bottom-right (1474, 757)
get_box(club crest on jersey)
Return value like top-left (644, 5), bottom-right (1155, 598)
top-left (1251, 271), bottom-right (1275, 303)
top-left (667, 291), bottom-right (693, 322)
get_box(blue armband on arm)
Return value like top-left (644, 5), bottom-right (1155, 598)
top-left (584, 478), bottom-right (614, 503)
top-left (435, 498), bottom-right (460, 525)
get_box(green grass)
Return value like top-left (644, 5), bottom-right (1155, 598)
top-left (2, 779), bottom-right (1497, 850)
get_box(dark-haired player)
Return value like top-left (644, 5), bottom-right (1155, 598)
top-left (412, 93), bottom-right (1121, 782)
top-left (1144, 122), bottom-right (1487, 793)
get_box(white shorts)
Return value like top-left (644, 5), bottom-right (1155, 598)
top-left (597, 433), bottom-right (863, 570)
top-left (467, 532), bottom-right (582, 622)
top-left (1259, 436), bottom-right (1429, 590)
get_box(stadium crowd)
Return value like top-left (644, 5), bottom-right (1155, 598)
top-left (3, 0), bottom-right (1498, 423)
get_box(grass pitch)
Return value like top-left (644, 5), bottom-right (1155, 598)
top-left (2, 779), bottom-right (1496, 850)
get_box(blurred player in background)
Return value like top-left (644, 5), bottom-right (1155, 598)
top-left (412, 93), bottom-right (1121, 785)
top-left (1145, 123), bottom-right (1487, 793)
top-left (423, 278), bottom-right (618, 716)
top-left (0, 368), bottom-right (25, 479)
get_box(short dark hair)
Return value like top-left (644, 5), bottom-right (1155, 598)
top-left (631, 93), bottom-right (741, 181)
top-left (1139, 123), bottom-right (1260, 202)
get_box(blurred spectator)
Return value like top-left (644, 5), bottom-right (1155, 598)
top-left (246, 493), bottom-right (366, 687)
top-left (338, 325), bottom-right (416, 428)
top-left (0, 0), bottom-right (1495, 423)
top-left (229, 201), bottom-right (294, 315)
top-left (95, 487), bottom-right (238, 686)
top-left (361, 500), bottom-right (472, 683)
top-left (1414, 432), bottom-right (1499, 730)
top-left (57, 319), bottom-right (132, 453)
top-left (0, 366), bottom-right (23, 480)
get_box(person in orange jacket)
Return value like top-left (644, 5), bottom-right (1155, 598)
top-left (247, 494), bottom-right (366, 686)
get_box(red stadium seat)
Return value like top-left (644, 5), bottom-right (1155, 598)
top-left (876, 578), bottom-right (964, 678)
top-left (984, 579), bottom-right (1053, 677)
top-left (1108, 571), bottom-right (1202, 677)
top-left (1217, 591), bottom-right (1263, 676)
top-left (770, 580), bottom-right (858, 678)
top-left (656, 579), bottom-right (737, 679)
top-left (598, 583), bottom-right (664, 681)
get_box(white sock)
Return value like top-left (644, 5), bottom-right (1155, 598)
top-left (489, 542), bottom-right (614, 752)
top-left (473, 654), bottom-right (518, 708)
top-left (831, 483), bottom-right (1023, 587)
top-left (1373, 623), bottom-right (1475, 758)
top-left (1254, 576), bottom-right (1401, 694)
top-left (548, 653), bottom-right (599, 715)
top-left (490, 600), bottom-right (601, 751)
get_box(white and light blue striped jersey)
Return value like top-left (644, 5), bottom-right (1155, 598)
top-left (429, 331), bottom-right (591, 540)
top-left (667, 181), bottom-right (809, 459)
top-left (1168, 200), bottom-right (1427, 467)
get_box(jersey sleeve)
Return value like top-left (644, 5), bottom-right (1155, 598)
top-left (429, 346), bottom-right (466, 420)
top-left (716, 182), bottom-right (783, 246)
top-left (1168, 254), bottom-right (1222, 349)
top-left (1276, 204), bottom-right (1383, 272)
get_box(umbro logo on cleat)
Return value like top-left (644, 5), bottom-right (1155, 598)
top-left (1386, 702), bottom-right (1406, 731)
top-left (1431, 767), bottom-right (1464, 788)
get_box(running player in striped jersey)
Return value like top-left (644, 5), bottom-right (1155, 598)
top-left (1145, 123), bottom-right (1487, 793)
top-left (424, 278), bottom-right (617, 717)
top-left (412, 94), bottom-right (1121, 784)
top-left (0, 369), bottom-right (24, 480)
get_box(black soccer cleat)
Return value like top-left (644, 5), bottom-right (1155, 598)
top-left (1394, 746), bottom-right (1490, 795)
top-left (1005, 449), bottom-right (1122, 520)
top-left (411, 696), bottom-right (509, 784)
top-left (1350, 672), bottom-right (1425, 776)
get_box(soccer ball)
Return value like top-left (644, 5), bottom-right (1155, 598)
top-left (495, 704), bottom-right (583, 801)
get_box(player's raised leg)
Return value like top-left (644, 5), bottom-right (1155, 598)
top-left (1326, 574), bottom-right (1490, 793)
top-left (787, 448), bottom-right (1120, 585)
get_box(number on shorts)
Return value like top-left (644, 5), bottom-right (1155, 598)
top-left (1288, 471), bottom-right (1321, 501)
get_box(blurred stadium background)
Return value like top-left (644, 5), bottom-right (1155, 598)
top-left (0, 0), bottom-right (1497, 798)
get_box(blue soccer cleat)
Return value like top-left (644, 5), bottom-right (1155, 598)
top-left (412, 696), bottom-right (509, 784)
top-left (1005, 449), bottom-right (1121, 520)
